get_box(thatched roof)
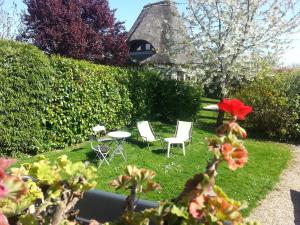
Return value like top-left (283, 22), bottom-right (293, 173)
top-left (127, 1), bottom-right (199, 65)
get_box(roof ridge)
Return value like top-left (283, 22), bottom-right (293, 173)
top-left (144, 1), bottom-right (173, 9)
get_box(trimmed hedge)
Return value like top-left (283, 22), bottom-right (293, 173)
top-left (0, 40), bottom-right (202, 155)
top-left (0, 40), bottom-right (53, 156)
top-left (44, 57), bottom-right (133, 149)
top-left (118, 69), bottom-right (203, 123)
top-left (235, 68), bottom-right (300, 140)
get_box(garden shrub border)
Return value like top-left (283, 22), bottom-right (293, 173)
top-left (0, 40), bottom-right (202, 156)
top-left (235, 67), bottom-right (300, 141)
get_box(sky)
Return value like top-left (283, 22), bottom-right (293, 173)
top-left (3, 0), bottom-right (300, 66)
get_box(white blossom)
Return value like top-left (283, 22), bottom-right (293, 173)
top-left (184, 0), bottom-right (300, 96)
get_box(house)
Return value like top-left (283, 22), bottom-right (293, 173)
top-left (127, 0), bottom-right (200, 80)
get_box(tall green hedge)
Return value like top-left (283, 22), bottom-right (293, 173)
top-left (0, 40), bottom-right (202, 156)
top-left (117, 68), bottom-right (203, 123)
top-left (44, 57), bottom-right (133, 149)
top-left (0, 40), bottom-right (53, 156)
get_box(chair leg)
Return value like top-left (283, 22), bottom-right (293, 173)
top-left (167, 142), bottom-right (171, 158)
top-left (182, 142), bottom-right (186, 156)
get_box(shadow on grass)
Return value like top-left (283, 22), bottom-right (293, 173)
top-left (198, 115), bottom-right (218, 120)
top-left (127, 138), bottom-right (148, 148)
top-left (84, 150), bottom-right (97, 162)
top-left (153, 122), bottom-right (176, 133)
top-left (151, 148), bottom-right (166, 155)
top-left (195, 122), bottom-right (215, 134)
top-left (71, 147), bottom-right (86, 152)
top-left (290, 189), bottom-right (300, 225)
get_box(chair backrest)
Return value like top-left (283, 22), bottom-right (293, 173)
top-left (137, 121), bottom-right (156, 142)
top-left (92, 125), bottom-right (106, 134)
top-left (175, 121), bottom-right (193, 142)
top-left (91, 125), bottom-right (106, 150)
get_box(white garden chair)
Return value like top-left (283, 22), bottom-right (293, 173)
top-left (164, 121), bottom-right (193, 157)
top-left (137, 121), bottom-right (162, 150)
top-left (90, 125), bottom-right (113, 168)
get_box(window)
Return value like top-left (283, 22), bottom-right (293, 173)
top-left (145, 43), bottom-right (151, 51)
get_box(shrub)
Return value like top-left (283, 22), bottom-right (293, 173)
top-left (235, 68), bottom-right (300, 140)
top-left (114, 68), bottom-right (159, 122)
top-left (0, 40), bottom-right (203, 155)
top-left (119, 68), bottom-right (203, 123)
top-left (0, 40), bottom-right (53, 156)
top-left (45, 56), bottom-right (133, 149)
top-left (152, 79), bottom-right (202, 122)
top-left (285, 71), bottom-right (300, 138)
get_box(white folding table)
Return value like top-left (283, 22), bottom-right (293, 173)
top-left (107, 131), bottom-right (131, 161)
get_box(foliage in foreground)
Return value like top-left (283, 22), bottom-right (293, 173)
top-left (0, 99), bottom-right (259, 225)
top-left (0, 40), bottom-right (202, 156)
top-left (0, 155), bottom-right (97, 224)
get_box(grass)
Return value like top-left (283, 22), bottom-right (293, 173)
top-left (16, 120), bottom-right (292, 216)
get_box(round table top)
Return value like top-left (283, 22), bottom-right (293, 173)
top-left (107, 131), bottom-right (131, 139)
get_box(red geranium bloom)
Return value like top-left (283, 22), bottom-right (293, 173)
top-left (217, 99), bottom-right (253, 120)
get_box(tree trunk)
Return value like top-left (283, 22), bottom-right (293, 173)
top-left (216, 95), bottom-right (225, 127)
top-left (216, 110), bottom-right (225, 127)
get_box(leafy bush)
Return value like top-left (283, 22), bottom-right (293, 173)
top-left (45, 57), bottom-right (133, 149)
top-left (0, 41), bottom-right (203, 155)
top-left (0, 40), bottom-right (53, 156)
top-left (0, 155), bottom-right (97, 225)
top-left (119, 69), bottom-right (203, 123)
top-left (285, 71), bottom-right (300, 138)
top-left (235, 68), bottom-right (300, 140)
top-left (152, 79), bottom-right (203, 122)
top-left (115, 68), bottom-right (158, 121)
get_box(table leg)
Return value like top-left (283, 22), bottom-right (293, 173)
top-left (110, 138), bottom-right (127, 162)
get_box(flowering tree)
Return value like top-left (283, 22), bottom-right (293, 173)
top-left (184, 0), bottom-right (300, 124)
top-left (20, 0), bottom-right (128, 65)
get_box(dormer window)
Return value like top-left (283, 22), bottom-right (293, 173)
top-left (128, 40), bottom-right (156, 61)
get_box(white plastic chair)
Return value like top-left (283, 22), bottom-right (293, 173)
top-left (92, 125), bottom-right (106, 137)
top-left (164, 121), bottom-right (193, 157)
top-left (90, 125), bottom-right (112, 167)
top-left (137, 121), bottom-right (162, 150)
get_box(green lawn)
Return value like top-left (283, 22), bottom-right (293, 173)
top-left (16, 121), bottom-right (292, 216)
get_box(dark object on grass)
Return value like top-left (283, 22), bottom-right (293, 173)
top-left (75, 189), bottom-right (158, 224)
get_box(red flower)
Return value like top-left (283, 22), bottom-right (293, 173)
top-left (217, 99), bottom-right (253, 120)
top-left (221, 143), bottom-right (248, 170)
